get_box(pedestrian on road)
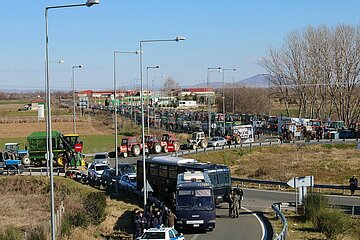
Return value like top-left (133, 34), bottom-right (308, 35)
top-left (232, 188), bottom-right (240, 218)
top-left (349, 175), bottom-right (358, 196)
top-left (236, 186), bottom-right (244, 209)
top-left (166, 208), bottom-right (177, 228)
top-left (228, 190), bottom-right (234, 217)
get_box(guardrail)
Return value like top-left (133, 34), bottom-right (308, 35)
top-left (0, 167), bottom-right (64, 176)
top-left (272, 202), bottom-right (288, 240)
top-left (231, 177), bottom-right (360, 193)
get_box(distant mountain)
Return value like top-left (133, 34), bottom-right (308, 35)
top-left (189, 74), bottom-right (271, 88)
top-left (236, 74), bottom-right (271, 88)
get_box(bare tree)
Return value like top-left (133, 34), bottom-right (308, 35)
top-left (161, 77), bottom-right (180, 97)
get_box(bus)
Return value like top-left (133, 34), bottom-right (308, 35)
top-left (175, 171), bottom-right (216, 230)
top-left (136, 156), bottom-right (231, 206)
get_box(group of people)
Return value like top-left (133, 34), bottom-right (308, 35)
top-left (228, 187), bottom-right (243, 218)
top-left (132, 206), bottom-right (177, 239)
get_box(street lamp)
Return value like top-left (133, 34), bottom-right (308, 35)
top-left (45, 1), bottom-right (99, 239)
top-left (207, 67), bottom-right (221, 138)
top-left (45, 60), bottom-right (64, 176)
top-left (113, 50), bottom-right (140, 196)
top-left (222, 68), bottom-right (237, 135)
top-left (72, 65), bottom-right (82, 133)
top-left (139, 36), bottom-right (186, 210)
top-left (146, 65), bottom-right (160, 135)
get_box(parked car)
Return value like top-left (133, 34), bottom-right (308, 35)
top-left (339, 129), bottom-right (355, 139)
top-left (93, 153), bottom-right (109, 164)
top-left (119, 173), bottom-right (137, 191)
top-left (208, 136), bottom-right (227, 147)
top-left (137, 227), bottom-right (184, 240)
top-left (87, 162), bottom-right (110, 180)
top-left (118, 163), bottom-right (136, 175)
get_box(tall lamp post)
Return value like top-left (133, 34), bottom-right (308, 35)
top-left (46, 59), bottom-right (64, 176)
top-left (140, 36), bottom-right (186, 210)
top-left (72, 65), bottom-right (82, 133)
top-left (222, 68), bottom-right (237, 135)
top-left (113, 50), bottom-right (140, 196)
top-left (146, 65), bottom-right (160, 135)
top-left (45, 1), bottom-right (99, 239)
top-left (207, 67), bottom-right (221, 138)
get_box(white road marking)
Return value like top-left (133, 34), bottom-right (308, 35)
top-left (190, 234), bottom-right (200, 240)
top-left (242, 207), bottom-right (266, 240)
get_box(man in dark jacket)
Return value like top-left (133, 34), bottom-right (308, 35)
top-left (349, 175), bottom-right (358, 196)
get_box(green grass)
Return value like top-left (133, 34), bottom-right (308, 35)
top-left (81, 135), bottom-right (115, 153)
top-left (0, 138), bottom-right (27, 150)
top-left (0, 101), bottom-right (27, 105)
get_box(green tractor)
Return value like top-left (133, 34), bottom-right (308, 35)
top-left (27, 131), bottom-right (84, 167)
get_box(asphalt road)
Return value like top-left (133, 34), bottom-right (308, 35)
top-left (182, 202), bottom-right (266, 240)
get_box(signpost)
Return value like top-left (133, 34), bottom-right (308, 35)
top-left (74, 143), bottom-right (83, 153)
top-left (287, 176), bottom-right (314, 214)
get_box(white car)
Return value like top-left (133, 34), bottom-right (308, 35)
top-left (87, 162), bottom-right (110, 180)
top-left (208, 136), bottom-right (227, 147)
top-left (119, 173), bottom-right (137, 191)
top-left (137, 227), bottom-right (185, 240)
top-left (93, 153), bottom-right (109, 164)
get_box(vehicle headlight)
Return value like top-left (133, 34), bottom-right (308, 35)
top-left (209, 220), bottom-right (216, 223)
top-left (177, 220), bottom-right (183, 224)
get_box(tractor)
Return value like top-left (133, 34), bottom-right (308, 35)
top-left (0, 151), bottom-right (23, 172)
top-left (3, 143), bottom-right (30, 165)
top-left (119, 136), bottom-right (146, 158)
top-left (184, 131), bottom-right (208, 150)
top-left (27, 131), bottom-right (84, 167)
top-left (145, 135), bottom-right (166, 154)
top-left (161, 133), bottom-right (180, 152)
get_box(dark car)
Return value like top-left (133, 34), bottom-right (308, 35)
top-left (100, 169), bottom-right (119, 187)
top-left (339, 130), bottom-right (355, 139)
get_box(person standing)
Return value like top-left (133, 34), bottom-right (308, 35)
top-left (232, 189), bottom-right (240, 218)
top-left (228, 190), bottom-right (234, 217)
top-left (349, 175), bottom-right (358, 196)
top-left (236, 187), bottom-right (244, 209)
top-left (166, 208), bottom-right (177, 228)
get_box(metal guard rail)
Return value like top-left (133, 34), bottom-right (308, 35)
top-left (272, 203), bottom-right (288, 240)
top-left (231, 177), bottom-right (360, 192)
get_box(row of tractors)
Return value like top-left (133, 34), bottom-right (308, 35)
top-left (115, 133), bottom-right (180, 158)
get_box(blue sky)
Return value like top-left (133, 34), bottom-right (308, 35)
top-left (1, 0), bottom-right (359, 91)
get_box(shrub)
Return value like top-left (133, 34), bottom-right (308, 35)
top-left (84, 192), bottom-right (106, 225)
top-left (0, 226), bottom-right (22, 240)
top-left (304, 193), bottom-right (329, 222)
top-left (316, 208), bottom-right (351, 239)
top-left (27, 226), bottom-right (47, 240)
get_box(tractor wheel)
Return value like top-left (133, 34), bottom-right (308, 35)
top-left (122, 152), bottom-right (128, 158)
top-left (235, 136), bottom-right (241, 144)
top-left (192, 144), bottom-right (197, 150)
top-left (163, 146), bottom-right (169, 153)
top-left (22, 155), bottom-right (31, 165)
top-left (57, 156), bottom-right (66, 167)
top-left (154, 143), bottom-right (162, 154)
top-left (173, 141), bottom-right (180, 151)
top-left (132, 145), bottom-right (141, 156)
top-left (200, 140), bottom-right (208, 148)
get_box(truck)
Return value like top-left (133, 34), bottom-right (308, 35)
top-left (175, 171), bottom-right (216, 231)
top-left (27, 131), bottom-right (83, 166)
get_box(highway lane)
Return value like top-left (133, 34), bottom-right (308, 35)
top-left (243, 188), bottom-right (360, 211)
top-left (183, 203), bottom-right (267, 240)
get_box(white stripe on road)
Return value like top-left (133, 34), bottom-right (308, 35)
top-left (190, 234), bottom-right (200, 240)
top-left (242, 207), bottom-right (266, 240)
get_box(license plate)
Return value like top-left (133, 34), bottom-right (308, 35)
top-left (193, 224), bottom-right (199, 227)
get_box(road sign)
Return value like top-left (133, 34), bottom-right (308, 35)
top-left (211, 123), bottom-right (217, 129)
top-left (287, 176), bottom-right (314, 188)
top-left (74, 143), bottom-right (83, 152)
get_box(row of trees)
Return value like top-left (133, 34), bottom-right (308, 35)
top-left (261, 24), bottom-right (360, 126)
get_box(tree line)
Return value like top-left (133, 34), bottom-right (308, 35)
top-left (260, 24), bottom-right (360, 126)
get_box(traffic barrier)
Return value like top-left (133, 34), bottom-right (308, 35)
top-left (272, 202), bottom-right (288, 240)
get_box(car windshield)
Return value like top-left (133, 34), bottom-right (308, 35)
top-left (209, 138), bottom-right (218, 141)
top-left (177, 189), bottom-right (214, 210)
top-left (119, 164), bottom-right (136, 174)
top-left (141, 232), bottom-right (165, 239)
top-left (95, 165), bottom-right (110, 171)
top-left (94, 154), bottom-right (107, 159)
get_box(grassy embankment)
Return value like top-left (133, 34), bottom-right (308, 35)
top-left (0, 176), bottom-right (139, 240)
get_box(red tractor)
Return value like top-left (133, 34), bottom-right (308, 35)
top-left (145, 135), bottom-right (167, 154)
top-left (119, 137), bottom-right (145, 158)
top-left (161, 133), bottom-right (180, 152)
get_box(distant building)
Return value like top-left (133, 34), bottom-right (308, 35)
top-left (178, 100), bottom-right (198, 108)
top-left (31, 97), bottom-right (45, 110)
top-left (176, 87), bottom-right (215, 97)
